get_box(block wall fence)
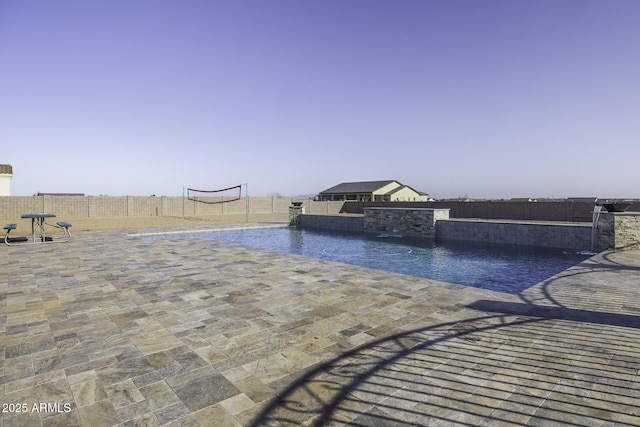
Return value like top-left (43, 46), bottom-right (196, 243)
top-left (0, 196), bottom-right (343, 219)
top-left (340, 200), bottom-right (640, 222)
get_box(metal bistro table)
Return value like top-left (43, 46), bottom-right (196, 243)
top-left (21, 213), bottom-right (58, 242)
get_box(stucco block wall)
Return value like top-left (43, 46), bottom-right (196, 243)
top-left (0, 196), bottom-right (343, 219)
top-left (303, 201), bottom-right (343, 215)
top-left (0, 196), bottom-right (42, 217)
top-left (340, 200), bottom-right (604, 222)
top-left (90, 197), bottom-right (128, 217)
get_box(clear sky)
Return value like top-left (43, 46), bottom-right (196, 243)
top-left (1, 0), bottom-right (639, 199)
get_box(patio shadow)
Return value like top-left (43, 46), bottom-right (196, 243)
top-left (249, 304), bottom-right (640, 426)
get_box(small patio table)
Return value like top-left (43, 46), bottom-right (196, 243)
top-left (21, 213), bottom-right (56, 242)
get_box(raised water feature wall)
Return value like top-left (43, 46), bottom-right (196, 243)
top-left (363, 207), bottom-right (450, 237)
top-left (299, 214), bottom-right (364, 233)
top-left (289, 203), bottom-right (305, 226)
top-left (298, 207), bottom-right (640, 252)
top-left (436, 220), bottom-right (592, 250)
top-left (595, 212), bottom-right (640, 251)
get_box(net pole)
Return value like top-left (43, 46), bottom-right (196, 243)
top-left (182, 187), bottom-right (185, 217)
top-left (245, 183), bottom-right (249, 223)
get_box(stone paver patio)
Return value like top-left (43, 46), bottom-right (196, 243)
top-left (2, 224), bottom-right (640, 426)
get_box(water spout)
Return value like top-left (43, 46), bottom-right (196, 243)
top-left (590, 205), bottom-right (602, 253)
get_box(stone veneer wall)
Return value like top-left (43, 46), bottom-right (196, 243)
top-left (298, 214), bottom-right (364, 233)
top-left (296, 208), bottom-right (640, 252)
top-left (299, 210), bottom-right (595, 251)
top-left (436, 220), bottom-right (592, 251)
top-left (596, 212), bottom-right (640, 251)
top-left (363, 208), bottom-right (450, 237)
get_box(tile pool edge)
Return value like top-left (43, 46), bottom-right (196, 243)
top-left (126, 223), bottom-right (287, 238)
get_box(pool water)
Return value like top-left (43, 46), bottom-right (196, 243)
top-left (144, 227), bottom-right (590, 294)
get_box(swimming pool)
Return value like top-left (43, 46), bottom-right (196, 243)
top-left (143, 226), bottom-right (589, 294)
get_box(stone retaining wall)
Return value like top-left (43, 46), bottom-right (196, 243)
top-left (436, 220), bottom-right (592, 251)
top-left (298, 208), bottom-right (640, 252)
top-left (298, 214), bottom-right (364, 233)
top-left (596, 212), bottom-right (640, 251)
top-left (363, 208), bottom-right (450, 237)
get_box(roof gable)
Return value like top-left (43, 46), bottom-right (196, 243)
top-left (385, 184), bottom-right (425, 196)
top-left (386, 185), bottom-right (409, 195)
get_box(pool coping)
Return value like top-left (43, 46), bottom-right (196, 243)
top-left (126, 222), bottom-right (287, 237)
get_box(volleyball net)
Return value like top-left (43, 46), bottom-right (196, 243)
top-left (186, 184), bottom-right (242, 204)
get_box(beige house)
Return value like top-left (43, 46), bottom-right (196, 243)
top-left (0, 164), bottom-right (12, 196)
top-left (318, 180), bottom-right (428, 202)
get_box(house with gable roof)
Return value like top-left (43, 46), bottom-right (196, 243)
top-left (317, 180), bottom-right (428, 202)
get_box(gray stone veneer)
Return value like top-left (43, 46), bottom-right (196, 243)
top-left (363, 208), bottom-right (450, 237)
top-left (596, 212), bottom-right (640, 251)
top-left (436, 220), bottom-right (592, 251)
top-left (298, 209), bottom-right (640, 252)
top-left (298, 214), bottom-right (364, 233)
